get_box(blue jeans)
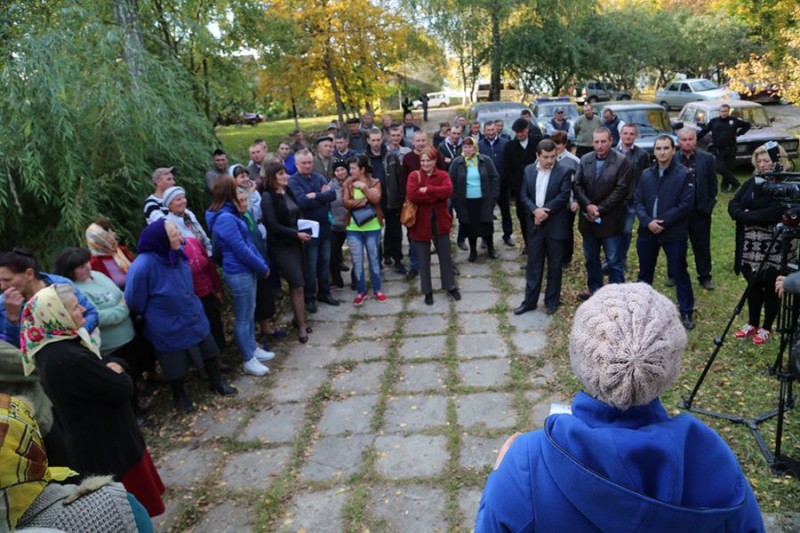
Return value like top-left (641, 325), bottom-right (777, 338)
top-left (637, 234), bottom-right (694, 315)
top-left (226, 272), bottom-right (257, 362)
top-left (619, 202), bottom-right (636, 270)
top-left (582, 232), bottom-right (624, 293)
top-left (407, 228), bottom-right (419, 270)
top-left (347, 229), bottom-right (382, 294)
top-left (303, 227), bottom-right (332, 303)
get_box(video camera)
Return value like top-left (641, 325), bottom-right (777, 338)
top-left (754, 142), bottom-right (800, 224)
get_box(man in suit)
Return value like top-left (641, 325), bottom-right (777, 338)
top-left (479, 122), bottom-right (511, 246)
top-left (668, 127), bottom-right (718, 290)
top-left (573, 127), bottom-right (631, 299)
top-left (503, 118), bottom-right (543, 252)
top-left (514, 139), bottom-right (573, 316)
top-left (635, 135), bottom-right (695, 329)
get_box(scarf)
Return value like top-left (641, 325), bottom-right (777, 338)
top-left (137, 218), bottom-right (186, 267)
top-left (84, 223), bottom-right (131, 273)
top-left (0, 394), bottom-right (78, 530)
top-left (19, 286), bottom-right (101, 376)
top-left (166, 210), bottom-right (212, 255)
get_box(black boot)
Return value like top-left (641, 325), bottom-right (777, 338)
top-left (169, 379), bottom-right (194, 413)
top-left (487, 241), bottom-right (499, 259)
top-left (204, 357), bottom-right (238, 397)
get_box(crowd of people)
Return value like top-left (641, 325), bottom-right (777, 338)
top-left (0, 101), bottom-right (781, 531)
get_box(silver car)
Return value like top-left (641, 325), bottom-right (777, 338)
top-left (655, 78), bottom-right (739, 111)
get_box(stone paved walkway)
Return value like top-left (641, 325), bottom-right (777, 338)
top-left (150, 237), bottom-right (560, 532)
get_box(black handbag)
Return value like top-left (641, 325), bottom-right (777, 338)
top-left (350, 204), bottom-right (377, 226)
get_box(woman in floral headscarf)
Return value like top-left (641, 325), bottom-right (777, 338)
top-left (20, 284), bottom-right (165, 517)
top-left (85, 218), bottom-right (134, 289)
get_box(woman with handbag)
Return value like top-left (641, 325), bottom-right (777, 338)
top-left (406, 146), bottom-right (461, 305)
top-left (343, 154), bottom-right (386, 306)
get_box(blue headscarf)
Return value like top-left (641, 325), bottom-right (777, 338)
top-left (137, 218), bottom-right (186, 266)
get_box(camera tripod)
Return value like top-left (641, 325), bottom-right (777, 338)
top-left (681, 223), bottom-right (800, 476)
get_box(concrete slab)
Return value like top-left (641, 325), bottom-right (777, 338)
top-left (457, 291), bottom-right (502, 313)
top-left (459, 277), bottom-right (496, 292)
top-left (362, 297), bottom-right (406, 316)
top-left (460, 434), bottom-right (506, 471)
top-left (300, 434), bottom-right (374, 481)
top-left (374, 435), bottom-right (449, 479)
top-left (395, 362), bottom-right (448, 393)
top-left (194, 500), bottom-right (255, 533)
top-left (406, 295), bottom-right (451, 314)
top-left (269, 367), bottom-right (328, 403)
top-left (278, 488), bottom-right (349, 533)
top-left (156, 447), bottom-right (222, 488)
top-left (282, 343), bottom-right (341, 370)
top-left (398, 335), bottom-right (448, 360)
top-left (458, 488), bottom-right (484, 531)
top-left (371, 484), bottom-right (447, 532)
top-left (383, 394), bottom-right (448, 432)
top-left (456, 333), bottom-right (508, 359)
top-left (459, 312), bottom-right (501, 334)
top-left (241, 403), bottom-right (306, 443)
top-left (458, 358), bottom-right (511, 388)
top-left (507, 310), bottom-right (551, 332)
top-left (455, 392), bottom-right (516, 430)
top-left (219, 446), bottom-right (292, 491)
top-left (317, 394), bottom-right (378, 435)
top-left (349, 315), bottom-right (398, 340)
top-left (187, 408), bottom-right (243, 442)
top-left (331, 362), bottom-right (387, 395)
top-left (511, 330), bottom-right (548, 356)
top-left (405, 314), bottom-right (449, 336)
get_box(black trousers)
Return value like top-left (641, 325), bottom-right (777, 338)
top-left (688, 210), bottom-right (713, 282)
top-left (523, 227), bottom-right (566, 309)
top-left (716, 146), bottom-right (739, 190)
top-left (330, 229), bottom-right (347, 286)
top-left (384, 207), bottom-right (404, 263)
top-left (564, 209), bottom-right (576, 264)
top-left (498, 180), bottom-right (513, 239)
top-left (514, 194), bottom-right (530, 247)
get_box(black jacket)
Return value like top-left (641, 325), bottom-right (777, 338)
top-left (519, 161), bottom-right (573, 240)
top-left (502, 133), bottom-right (541, 194)
top-left (449, 154), bottom-right (500, 224)
top-left (37, 339), bottom-right (144, 479)
top-left (634, 159), bottom-right (694, 243)
top-left (620, 145), bottom-right (651, 201)
top-left (698, 116), bottom-right (750, 150)
top-left (675, 149), bottom-right (717, 214)
top-left (262, 188), bottom-right (302, 248)
top-left (728, 176), bottom-right (785, 275)
top-left (574, 149), bottom-right (631, 238)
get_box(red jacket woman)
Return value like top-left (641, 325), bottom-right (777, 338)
top-left (405, 146), bottom-right (460, 305)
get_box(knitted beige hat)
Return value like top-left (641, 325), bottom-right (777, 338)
top-left (569, 283), bottom-right (687, 411)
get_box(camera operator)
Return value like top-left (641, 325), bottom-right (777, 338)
top-left (729, 143), bottom-right (793, 346)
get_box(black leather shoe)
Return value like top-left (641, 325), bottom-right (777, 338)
top-left (487, 247), bottom-right (499, 259)
top-left (700, 279), bottom-right (716, 290)
top-left (468, 250), bottom-right (477, 262)
top-left (681, 313), bottom-right (695, 330)
top-left (577, 292), bottom-right (592, 302)
top-left (452, 265), bottom-right (460, 276)
top-left (546, 306), bottom-right (559, 316)
top-left (211, 382), bottom-right (238, 396)
top-left (457, 240), bottom-right (468, 251)
top-left (514, 303), bottom-right (536, 315)
top-left (340, 264), bottom-right (350, 272)
top-left (318, 294), bottom-right (340, 306)
top-left (449, 288), bottom-right (461, 301)
top-left (503, 236), bottom-right (515, 247)
top-left (424, 293), bottom-right (434, 305)
top-left (406, 269), bottom-right (419, 281)
top-left (305, 300), bottom-right (317, 313)
top-left (394, 264), bottom-right (408, 275)
top-left (665, 277), bottom-right (676, 288)
top-left (174, 394), bottom-right (194, 413)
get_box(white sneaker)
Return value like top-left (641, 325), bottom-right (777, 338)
top-left (253, 346), bottom-right (276, 362)
top-left (243, 357), bottom-right (269, 376)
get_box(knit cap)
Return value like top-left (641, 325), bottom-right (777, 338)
top-left (569, 283), bottom-right (686, 411)
top-left (162, 186), bottom-right (186, 210)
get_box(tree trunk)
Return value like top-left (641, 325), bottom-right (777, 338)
top-left (323, 48), bottom-right (345, 125)
top-left (291, 97), bottom-right (300, 131)
top-left (489, 10), bottom-right (501, 101)
top-left (113, 0), bottom-right (144, 90)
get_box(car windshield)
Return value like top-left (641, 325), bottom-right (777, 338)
top-left (690, 80), bottom-right (718, 92)
top-left (539, 104), bottom-right (579, 119)
top-left (613, 108), bottom-right (671, 133)
top-left (711, 106), bottom-right (771, 127)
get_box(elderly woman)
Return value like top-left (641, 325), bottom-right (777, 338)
top-left (85, 219), bottom-right (135, 289)
top-left (163, 186), bottom-right (226, 351)
top-left (125, 219), bottom-right (237, 412)
top-left (343, 154), bottom-right (386, 306)
top-left (729, 143), bottom-right (794, 346)
top-left (206, 177), bottom-right (274, 375)
top-left (0, 249), bottom-right (98, 348)
top-left (260, 163), bottom-right (312, 342)
top-left (20, 284), bottom-right (165, 517)
top-left (407, 146), bottom-right (461, 305)
top-left (449, 136), bottom-right (500, 262)
top-left (475, 283), bottom-right (763, 532)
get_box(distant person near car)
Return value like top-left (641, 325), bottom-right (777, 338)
top-left (205, 149), bottom-right (228, 192)
top-left (572, 104), bottom-right (602, 158)
top-left (698, 103), bottom-right (750, 192)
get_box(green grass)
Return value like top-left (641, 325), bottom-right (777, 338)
top-left (545, 168), bottom-right (800, 511)
top-left (215, 115), bottom-right (338, 162)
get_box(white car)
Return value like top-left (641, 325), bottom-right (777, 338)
top-left (413, 92), bottom-right (449, 109)
top-left (655, 78), bottom-right (739, 110)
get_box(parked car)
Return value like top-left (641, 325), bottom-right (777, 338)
top-left (724, 81), bottom-right (782, 104)
top-left (413, 92), bottom-right (450, 109)
top-left (241, 112), bottom-right (263, 126)
top-left (473, 82), bottom-right (523, 103)
top-left (655, 78), bottom-right (739, 110)
top-left (594, 101), bottom-right (678, 154)
top-left (677, 99), bottom-right (799, 164)
top-left (575, 81), bottom-right (632, 105)
top-left (466, 102), bottom-right (533, 138)
top-left (531, 97), bottom-right (579, 135)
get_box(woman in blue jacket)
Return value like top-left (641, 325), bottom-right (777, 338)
top-left (125, 219), bottom-right (236, 413)
top-left (206, 176), bottom-right (273, 377)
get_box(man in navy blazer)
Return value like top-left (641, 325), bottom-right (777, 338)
top-left (635, 135), bottom-right (695, 329)
top-left (671, 127), bottom-right (718, 290)
top-left (514, 139), bottom-right (573, 316)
